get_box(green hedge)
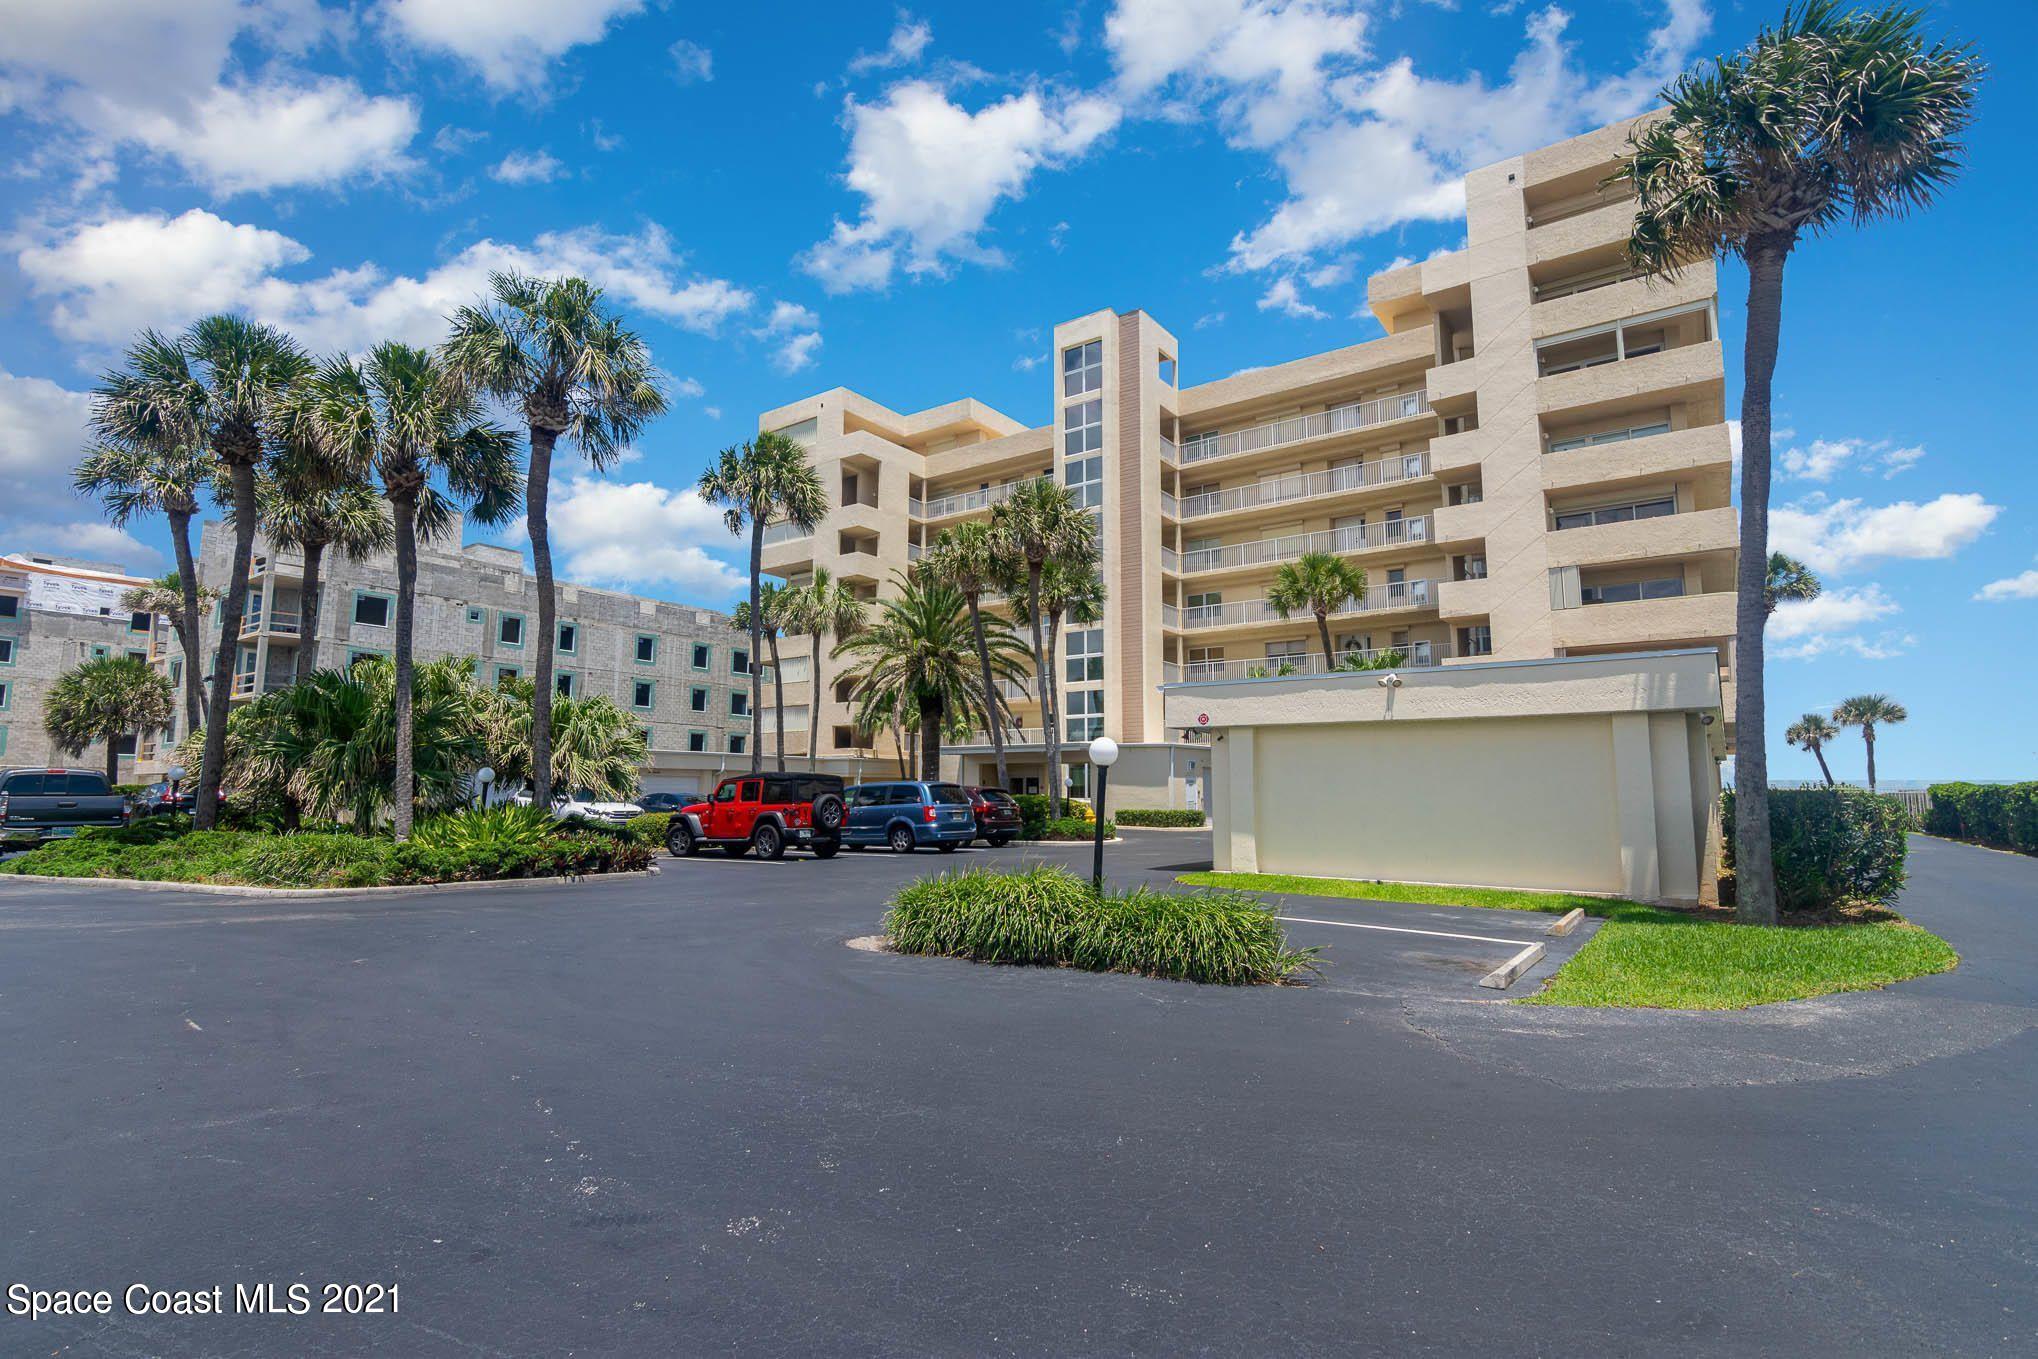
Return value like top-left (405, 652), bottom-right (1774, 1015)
top-left (1115, 809), bottom-right (1206, 828)
top-left (884, 865), bottom-right (1318, 985)
top-left (1924, 782), bottom-right (2038, 853)
top-left (624, 811), bottom-right (674, 845)
top-left (1722, 787), bottom-right (1910, 913)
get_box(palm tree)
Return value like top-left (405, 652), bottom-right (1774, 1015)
top-left (475, 674), bottom-right (646, 803)
top-left (257, 438), bottom-right (393, 682)
top-left (1035, 557), bottom-right (1105, 718)
top-left (43, 656), bottom-right (175, 783)
top-left (1267, 551), bottom-right (1368, 667)
top-left (297, 343), bottom-right (521, 838)
top-left (267, 657), bottom-right (486, 829)
top-left (1617, 3), bottom-right (1981, 923)
top-left (1764, 552), bottom-right (1822, 616)
top-left (441, 272), bottom-right (668, 807)
top-left (732, 582), bottom-right (794, 771)
top-left (1785, 712), bottom-right (1840, 787)
top-left (697, 432), bottom-right (827, 773)
top-left (990, 479), bottom-right (1097, 816)
top-left (115, 572), bottom-right (216, 729)
top-left (1834, 694), bottom-right (1907, 794)
top-left (921, 522), bottom-right (1013, 790)
top-left (834, 572), bottom-right (1029, 781)
top-left (782, 567), bottom-right (868, 775)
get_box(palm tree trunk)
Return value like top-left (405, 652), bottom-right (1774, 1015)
top-left (1315, 610), bottom-right (1336, 668)
top-left (747, 518), bottom-right (763, 774)
top-left (1027, 562), bottom-right (1061, 817)
top-left (528, 428), bottom-right (558, 806)
top-left (920, 701), bottom-right (941, 782)
top-left (892, 716), bottom-right (910, 778)
top-left (105, 735), bottom-right (120, 787)
top-left (808, 630), bottom-right (824, 774)
top-left (1731, 234), bottom-right (1791, 925)
top-left (768, 632), bottom-right (786, 772)
top-left (967, 594), bottom-right (1010, 792)
top-left (1864, 730), bottom-right (1877, 794)
top-left (167, 509), bottom-right (205, 735)
top-left (195, 462), bottom-right (258, 831)
top-left (1814, 746), bottom-right (1834, 788)
top-left (296, 538), bottom-right (326, 684)
top-left (391, 493), bottom-right (419, 840)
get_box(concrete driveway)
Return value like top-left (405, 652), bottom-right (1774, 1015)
top-left (1, 831), bottom-right (2032, 1355)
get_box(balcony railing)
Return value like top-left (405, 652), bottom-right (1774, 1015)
top-left (243, 610), bottom-right (302, 636)
top-left (957, 726), bottom-right (1050, 746)
top-left (1176, 580), bottom-right (1439, 630)
top-left (911, 477), bottom-right (1044, 521)
top-left (1179, 454), bottom-right (1430, 521)
top-left (1179, 516), bottom-right (1434, 574)
top-left (906, 542), bottom-right (924, 561)
top-left (1160, 491), bottom-right (1178, 518)
top-left (1178, 389), bottom-right (1430, 467)
top-left (762, 520), bottom-right (812, 547)
top-left (1177, 642), bottom-right (1447, 683)
top-left (1160, 436), bottom-right (1179, 464)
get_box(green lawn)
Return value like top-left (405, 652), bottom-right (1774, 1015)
top-left (1176, 871), bottom-right (1957, 1010)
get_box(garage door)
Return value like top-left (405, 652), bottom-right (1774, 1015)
top-left (1251, 715), bottom-right (1623, 893)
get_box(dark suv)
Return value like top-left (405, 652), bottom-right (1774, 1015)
top-left (965, 786), bottom-right (1022, 846)
top-left (667, 774), bottom-right (847, 860)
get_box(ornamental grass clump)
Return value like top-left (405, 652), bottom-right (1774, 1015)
top-left (884, 865), bottom-right (1317, 985)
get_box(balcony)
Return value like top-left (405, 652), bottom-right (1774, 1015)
top-left (1544, 506), bottom-right (1737, 569)
top-left (1175, 642), bottom-right (1450, 683)
top-left (1532, 271), bottom-right (1717, 343)
top-left (1178, 454), bottom-right (1430, 523)
top-left (955, 726), bottom-right (1051, 748)
top-left (1538, 341), bottom-right (1724, 422)
top-left (1179, 516), bottom-right (1435, 575)
top-left (1525, 193), bottom-right (1638, 263)
top-left (1177, 389), bottom-right (1430, 469)
top-left (1424, 359), bottom-right (1478, 412)
top-left (1435, 574), bottom-right (1496, 621)
top-left (1431, 498), bottom-right (1493, 546)
top-left (761, 520), bottom-right (812, 547)
top-left (1175, 579), bottom-right (1440, 631)
top-left (1551, 590), bottom-right (1736, 650)
top-left (911, 477), bottom-right (1043, 522)
top-left (242, 610), bottom-right (302, 639)
top-left (1541, 423), bottom-right (1734, 495)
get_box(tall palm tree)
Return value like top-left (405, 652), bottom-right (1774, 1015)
top-left (1785, 712), bottom-right (1839, 787)
top-left (1834, 693), bottom-right (1907, 794)
top-left (732, 582), bottom-right (793, 772)
top-left (922, 522), bottom-right (1013, 791)
top-left (990, 479), bottom-right (1097, 816)
top-left (1764, 552), bottom-right (1822, 616)
top-left (115, 572), bottom-right (216, 730)
top-left (1617, 3), bottom-right (1981, 924)
top-left (782, 567), bottom-right (868, 774)
top-left (697, 432), bottom-right (827, 773)
top-left (298, 343), bottom-right (521, 838)
top-left (257, 434), bottom-right (394, 682)
top-left (1267, 551), bottom-right (1368, 667)
top-left (1035, 558), bottom-right (1105, 720)
top-left (441, 272), bottom-right (668, 806)
top-left (834, 572), bottom-right (1028, 782)
top-left (44, 656), bottom-right (175, 784)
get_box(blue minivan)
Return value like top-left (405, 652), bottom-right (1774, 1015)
top-left (843, 781), bottom-right (978, 853)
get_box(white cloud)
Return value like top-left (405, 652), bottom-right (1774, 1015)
top-left (1769, 584), bottom-right (1900, 643)
top-left (1770, 492), bottom-right (2002, 574)
top-left (849, 15), bottom-right (933, 75)
top-left (11, 521), bottom-right (165, 569)
top-left (543, 473), bottom-right (747, 602)
top-left (671, 376), bottom-right (706, 399)
top-left (1773, 629), bottom-right (1916, 663)
top-left (491, 149), bottom-right (565, 184)
top-left (379, 0), bottom-right (647, 89)
top-left (1194, 311), bottom-right (1226, 329)
top-left (753, 301), bottom-right (823, 374)
top-left (801, 81), bottom-right (1120, 292)
top-left (1256, 276), bottom-right (1327, 319)
top-left (19, 211), bottom-right (755, 353)
top-left (771, 332), bottom-right (824, 374)
top-left (669, 39), bottom-right (713, 84)
top-left (1013, 352), bottom-right (1047, 372)
top-left (1976, 567), bottom-right (2038, 603)
top-left (0, 366), bottom-right (165, 568)
top-left (1780, 436), bottom-right (1926, 482)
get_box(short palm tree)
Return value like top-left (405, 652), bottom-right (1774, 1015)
top-left (256, 435), bottom-right (393, 682)
top-left (834, 572), bottom-right (1029, 782)
top-left (990, 479), bottom-right (1097, 815)
top-left (1834, 693), bottom-right (1907, 794)
top-left (74, 428), bottom-right (213, 734)
top-left (115, 572), bottom-right (216, 730)
top-left (442, 272), bottom-right (667, 806)
top-left (476, 674), bottom-right (645, 803)
top-left (781, 567), bottom-right (868, 775)
top-left (698, 432), bottom-right (827, 773)
top-left (267, 657), bottom-right (485, 829)
top-left (1785, 712), bottom-right (1840, 787)
top-left (297, 343), bottom-right (522, 838)
top-left (732, 582), bottom-right (794, 771)
top-left (1764, 552), bottom-right (1822, 616)
top-left (1616, 2), bottom-right (1982, 924)
top-left (43, 656), bottom-right (175, 783)
top-left (1267, 551), bottom-right (1368, 667)
top-left (922, 522), bottom-right (1013, 790)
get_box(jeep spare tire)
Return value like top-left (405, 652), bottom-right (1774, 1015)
top-left (811, 792), bottom-right (846, 833)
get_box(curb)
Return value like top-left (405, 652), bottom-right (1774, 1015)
top-left (1114, 824), bottom-right (1210, 833)
top-left (0, 867), bottom-right (661, 899)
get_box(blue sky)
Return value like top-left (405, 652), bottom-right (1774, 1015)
top-left (1, 0), bottom-right (2030, 783)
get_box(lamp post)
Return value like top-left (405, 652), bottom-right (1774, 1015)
top-left (1087, 736), bottom-right (1118, 893)
top-left (474, 766), bottom-right (495, 811)
top-left (167, 764), bottom-right (186, 811)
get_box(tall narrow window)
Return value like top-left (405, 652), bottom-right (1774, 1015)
top-left (1063, 397), bottom-right (1102, 458)
top-left (1062, 339), bottom-right (1102, 397)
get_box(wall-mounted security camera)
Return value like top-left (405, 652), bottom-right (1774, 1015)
top-left (1375, 673), bottom-right (1404, 688)
top-left (1702, 713), bottom-right (1716, 726)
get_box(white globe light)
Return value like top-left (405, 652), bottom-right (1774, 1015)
top-left (1088, 736), bottom-right (1120, 768)
top-left (167, 765), bottom-right (186, 782)
top-left (476, 766), bottom-right (496, 784)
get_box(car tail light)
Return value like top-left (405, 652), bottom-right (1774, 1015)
top-left (791, 805), bottom-right (809, 827)
top-left (0, 792), bottom-right (9, 819)
top-left (922, 805), bottom-right (938, 823)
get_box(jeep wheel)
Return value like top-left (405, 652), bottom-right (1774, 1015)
top-left (666, 821), bottom-right (699, 856)
top-left (752, 822), bottom-right (786, 860)
top-left (812, 840), bottom-right (840, 860)
top-left (811, 792), bottom-right (846, 835)
top-left (888, 825), bottom-right (916, 854)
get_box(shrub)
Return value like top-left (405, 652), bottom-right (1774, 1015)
top-left (1033, 815), bottom-right (1114, 841)
top-left (411, 803), bottom-right (559, 856)
top-left (1925, 781), bottom-right (2038, 853)
top-left (1012, 793), bottom-right (1050, 836)
top-left (624, 811), bottom-right (674, 846)
top-left (884, 865), bottom-right (1318, 985)
top-left (236, 834), bottom-right (399, 888)
top-left (1116, 809), bottom-right (1206, 828)
top-left (1722, 787), bottom-right (1910, 913)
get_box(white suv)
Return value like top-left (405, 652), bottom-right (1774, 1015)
top-left (513, 789), bottom-right (643, 826)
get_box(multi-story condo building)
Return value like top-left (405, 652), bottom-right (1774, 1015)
top-left (0, 552), bottom-right (164, 777)
top-left (193, 517), bottom-right (756, 796)
top-left (756, 115), bottom-right (1735, 809)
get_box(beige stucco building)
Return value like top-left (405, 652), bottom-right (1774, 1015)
top-left (755, 115), bottom-right (1736, 812)
top-left (0, 553), bottom-right (163, 778)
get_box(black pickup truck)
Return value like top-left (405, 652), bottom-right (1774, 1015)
top-left (0, 767), bottom-right (130, 842)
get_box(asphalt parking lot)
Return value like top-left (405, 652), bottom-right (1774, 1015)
top-left (2, 831), bottom-right (2034, 1355)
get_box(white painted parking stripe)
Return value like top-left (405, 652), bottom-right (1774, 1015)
top-left (1274, 915), bottom-right (1540, 948)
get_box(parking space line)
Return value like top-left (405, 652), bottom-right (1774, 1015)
top-left (1274, 915), bottom-right (1542, 948)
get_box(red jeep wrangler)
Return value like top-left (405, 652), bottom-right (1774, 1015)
top-left (667, 773), bottom-right (847, 860)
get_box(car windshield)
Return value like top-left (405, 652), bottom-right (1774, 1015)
top-left (931, 784), bottom-right (971, 805)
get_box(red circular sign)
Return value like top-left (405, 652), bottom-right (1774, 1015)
top-left (1197, 713), bottom-right (1210, 726)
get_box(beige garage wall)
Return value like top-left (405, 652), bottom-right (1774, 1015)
top-left (1248, 715), bottom-right (1625, 893)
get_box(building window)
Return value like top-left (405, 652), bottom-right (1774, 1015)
top-left (348, 648), bottom-right (386, 668)
top-left (557, 623), bottom-right (577, 654)
top-left (1581, 577), bottom-right (1686, 605)
top-left (128, 610), bottom-right (151, 633)
top-left (1458, 624), bottom-right (1493, 657)
top-left (1157, 354), bottom-right (1176, 386)
top-left (691, 642), bottom-right (711, 670)
top-left (0, 594), bottom-right (18, 618)
top-left (731, 648), bottom-right (749, 675)
top-left (126, 649), bottom-right (147, 663)
top-left (0, 681), bottom-right (10, 710)
top-left (1063, 396), bottom-right (1102, 458)
top-left (498, 613), bottom-right (525, 647)
top-left (1064, 628), bottom-right (1103, 684)
top-left (1065, 689), bottom-right (1104, 742)
top-left (494, 665), bottom-right (520, 685)
top-left (689, 686), bottom-right (709, 712)
top-left (169, 657), bottom-right (181, 685)
top-left (1062, 339), bottom-right (1102, 397)
top-left (687, 731), bottom-right (708, 753)
top-left (635, 633), bottom-right (657, 664)
top-left (640, 727), bottom-right (654, 750)
top-left (91, 645), bottom-right (111, 660)
top-left (633, 680), bottom-right (656, 710)
top-left (353, 592), bottom-right (392, 627)
top-left (114, 733), bottom-right (137, 757)
top-left (728, 733), bottom-right (747, 755)
top-left (1553, 496), bottom-right (1676, 531)
top-left (730, 691), bottom-right (750, 717)
top-left (556, 671), bottom-right (577, 697)
top-left (0, 637), bottom-right (15, 665)
top-left (467, 606), bottom-right (484, 624)
top-left (1064, 450), bottom-right (1102, 510)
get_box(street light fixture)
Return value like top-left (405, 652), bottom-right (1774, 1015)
top-left (474, 766), bottom-right (495, 810)
top-left (1087, 736), bottom-right (1119, 893)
